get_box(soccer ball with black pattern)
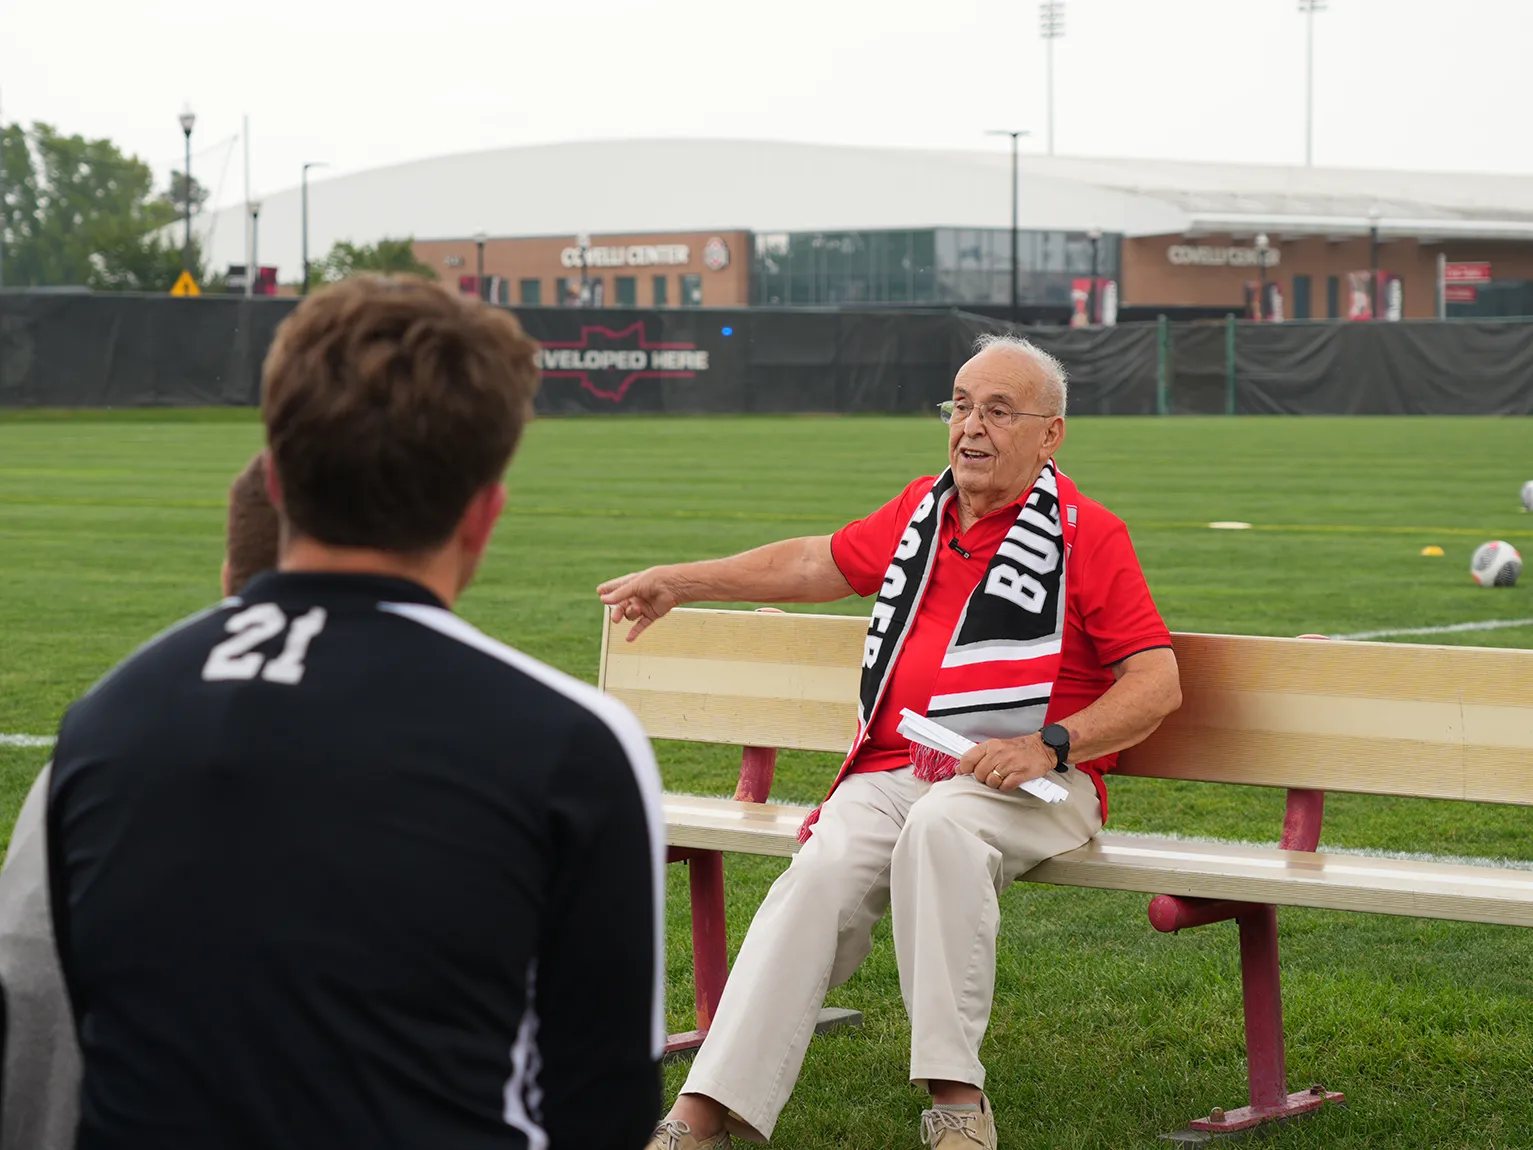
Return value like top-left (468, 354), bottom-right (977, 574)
top-left (1470, 541), bottom-right (1522, 588)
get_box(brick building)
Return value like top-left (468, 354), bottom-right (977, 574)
top-left (189, 141), bottom-right (1533, 319)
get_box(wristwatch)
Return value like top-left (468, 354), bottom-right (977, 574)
top-left (1039, 723), bottom-right (1071, 773)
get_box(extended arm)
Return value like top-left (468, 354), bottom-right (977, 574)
top-left (598, 535), bottom-right (854, 641)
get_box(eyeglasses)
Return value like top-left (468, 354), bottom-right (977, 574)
top-left (938, 400), bottom-right (1053, 428)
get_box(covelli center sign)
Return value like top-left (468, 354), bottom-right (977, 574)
top-left (1167, 244), bottom-right (1280, 268)
top-left (560, 244), bottom-right (690, 268)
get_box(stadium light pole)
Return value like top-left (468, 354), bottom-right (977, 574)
top-left (179, 107), bottom-right (196, 273)
top-left (474, 231), bottom-right (487, 300)
top-left (1039, 2), bottom-right (1065, 156)
top-left (301, 161), bottom-right (328, 296)
top-left (1255, 232), bottom-right (1270, 321)
top-left (1367, 207), bottom-right (1381, 320)
top-left (249, 201), bottom-right (262, 295)
top-left (985, 129), bottom-right (1031, 325)
top-left (1299, 0), bottom-right (1326, 167)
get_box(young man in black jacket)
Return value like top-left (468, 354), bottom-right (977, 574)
top-left (0, 277), bottom-right (665, 1150)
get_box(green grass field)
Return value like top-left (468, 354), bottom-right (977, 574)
top-left (2, 410), bottom-right (1532, 1149)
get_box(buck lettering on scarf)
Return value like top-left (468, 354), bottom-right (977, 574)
top-left (600, 333), bottom-right (1181, 1150)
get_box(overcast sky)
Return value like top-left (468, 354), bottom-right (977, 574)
top-left (3, 0), bottom-right (1529, 209)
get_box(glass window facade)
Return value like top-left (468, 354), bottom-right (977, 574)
top-left (1292, 274), bottom-right (1311, 320)
top-left (652, 274), bottom-right (669, 306)
top-left (681, 274), bottom-right (702, 307)
top-left (616, 275), bottom-right (637, 306)
top-left (519, 278), bottom-right (541, 306)
top-left (751, 228), bottom-right (1121, 307)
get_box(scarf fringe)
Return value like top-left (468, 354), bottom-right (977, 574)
top-left (795, 806), bottom-right (821, 844)
top-left (910, 742), bottom-right (959, 783)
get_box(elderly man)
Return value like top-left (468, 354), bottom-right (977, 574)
top-left (600, 334), bottom-right (1181, 1150)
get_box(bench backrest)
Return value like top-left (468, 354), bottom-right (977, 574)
top-left (599, 607), bottom-right (1533, 805)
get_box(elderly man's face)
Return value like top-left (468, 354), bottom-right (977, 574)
top-left (947, 347), bottom-right (1065, 504)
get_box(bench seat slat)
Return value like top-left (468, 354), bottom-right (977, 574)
top-left (661, 797), bottom-right (1533, 927)
top-left (1033, 837), bottom-right (1533, 929)
top-left (663, 795), bottom-right (811, 858)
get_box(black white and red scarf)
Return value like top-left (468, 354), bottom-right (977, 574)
top-left (798, 461), bottom-right (1080, 842)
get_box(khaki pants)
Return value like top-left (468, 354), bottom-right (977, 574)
top-left (681, 764), bottom-right (1103, 1141)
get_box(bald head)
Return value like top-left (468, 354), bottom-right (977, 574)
top-left (968, 334), bottom-right (1068, 418)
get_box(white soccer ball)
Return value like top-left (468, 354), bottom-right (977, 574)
top-left (1470, 541), bottom-right (1522, 588)
top-left (1521, 480), bottom-right (1533, 512)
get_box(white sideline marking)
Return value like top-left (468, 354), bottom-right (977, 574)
top-left (0, 734), bottom-right (55, 749)
top-left (1332, 617), bottom-right (1533, 641)
top-left (1109, 829), bottom-right (1533, 873)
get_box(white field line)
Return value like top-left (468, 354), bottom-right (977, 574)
top-left (1331, 617), bottom-right (1533, 641)
top-left (1109, 829), bottom-right (1533, 873)
top-left (0, 734), bottom-right (54, 749)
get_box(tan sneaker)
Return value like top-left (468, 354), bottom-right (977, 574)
top-left (646, 1117), bottom-right (732, 1150)
top-left (919, 1094), bottom-right (997, 1148)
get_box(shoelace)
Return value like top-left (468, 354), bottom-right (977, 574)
top-left (919, 1107), bottom-right (988, 1147)
top-left (653, 1119), bottom-right (696, 1150)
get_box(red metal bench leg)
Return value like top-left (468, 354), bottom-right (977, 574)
top-left (1238, 905), bottom-right (1289, 1113)
top-left (1154, 776), bottom-right (1343, 1134)
top-left (734, 746), bottom-right (777, 804)
top-left (1186, 904), bottom-right (1343, 1133)
top-left (664, 741), bottom-right (782, 1057)
top-left (689, 849), bottom-right (728, 1030)
top-left (662, 846), bottom-right (730, 1056)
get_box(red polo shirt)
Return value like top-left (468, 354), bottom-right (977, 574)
top-left (830, 475), bottom-right (1171, 822)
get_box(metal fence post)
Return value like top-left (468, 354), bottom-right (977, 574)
top-left (1156, 314), bottom-right (1170, 416)
top-left (1225, 313), bottom-right (1237, 416)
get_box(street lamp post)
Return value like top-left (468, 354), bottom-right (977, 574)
top-left (178, 107), bottom-right (196, 272)
top-left (1087, 226), bottom-right (1102, 325)
top-left (1255, 232), bottom-right (1270, 321)
top-left (1367, 208), bottom-right (1381, 320)
top-left (301, 161), bottom-right (328, 296)
top-left (576, 232), bottom-right (591, 307)
top-left (985, 130), bottom-right (1031, 325)
top-left (249, 201), bottom-right (262, 296)
top-left (474, 231), bottom-right (487, 300)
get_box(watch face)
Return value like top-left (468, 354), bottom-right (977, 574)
top-left (1042, 724), bottom-right (1068, 748)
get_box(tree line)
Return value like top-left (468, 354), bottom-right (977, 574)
top-left (0, 122), bottom-right (433, 293)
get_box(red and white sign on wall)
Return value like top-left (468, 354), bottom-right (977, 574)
top-left (1444, 262), bottom-right (1492, 284)
top-left (1444, 284), bottom-right (1480, 304)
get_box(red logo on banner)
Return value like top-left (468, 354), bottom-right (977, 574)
top-left (1445, 283), bottom-right (1479, 304)
top-left (538, 322), bottom-right (710, 403)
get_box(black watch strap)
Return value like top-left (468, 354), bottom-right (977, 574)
top-left (1040, 723), bottom-right (1071, 773)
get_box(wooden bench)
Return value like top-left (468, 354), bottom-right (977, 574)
top-left (598, 607), bottom-right (1533, 1136)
